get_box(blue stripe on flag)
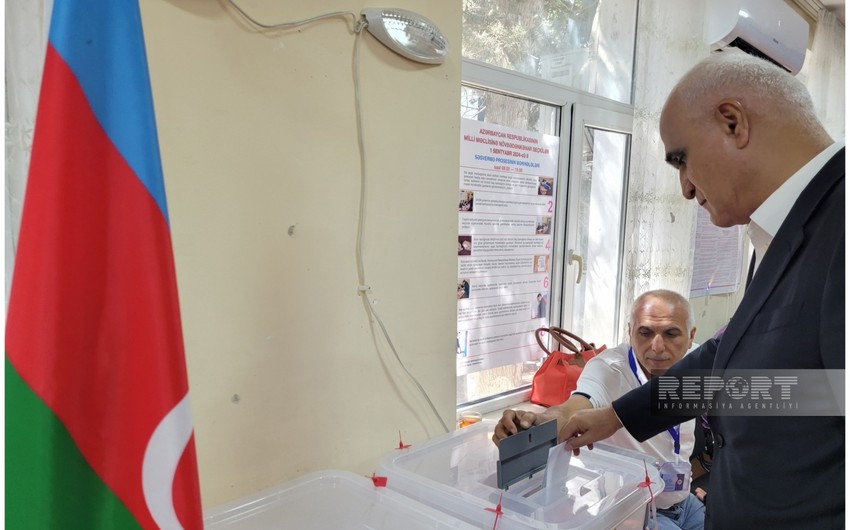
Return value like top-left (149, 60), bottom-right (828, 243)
top-left (48, 0), bottom-right (170, 223)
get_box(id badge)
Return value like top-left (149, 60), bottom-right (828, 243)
top-left (659, 461), bottom-right (691, 492)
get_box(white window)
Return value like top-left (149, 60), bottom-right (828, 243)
top-left (462, 0), bottom-right (639, 105)
top-left (458, 0), bottom-right (637, 409)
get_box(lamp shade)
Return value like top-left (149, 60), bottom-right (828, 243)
top-left (361, 8), bottom-right (449, 65)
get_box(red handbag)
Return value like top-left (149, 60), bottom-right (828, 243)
top-left (529, 326), bottom-right (605, 407)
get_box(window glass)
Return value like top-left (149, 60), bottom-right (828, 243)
top-left (457, 86), bottom-right (561, 407)
top-left (569, 127), bottom-right (629, 346)
top-left (462, 0), bottom-right (638, 104)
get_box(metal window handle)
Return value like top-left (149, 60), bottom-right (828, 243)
top-left (569, 251), bottom-right (583, 284)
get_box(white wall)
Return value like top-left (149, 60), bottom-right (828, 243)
top-left (138, 1), bottom-right (461, 508)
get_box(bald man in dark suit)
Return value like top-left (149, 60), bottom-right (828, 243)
top-left (557, 51), bottom-right (844, 529)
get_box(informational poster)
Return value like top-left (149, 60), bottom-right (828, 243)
top-left (457, 119), bottom-right (560, 375)
top-left (689, 206), bottom-right (745, 298)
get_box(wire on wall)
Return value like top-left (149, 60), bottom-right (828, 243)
top-left (226, 0), bottom-right (451, 434)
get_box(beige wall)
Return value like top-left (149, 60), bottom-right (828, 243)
top-left (139, 1), bottom-right (461, 509)
top-left (689, 276), bottom-right (748, 343)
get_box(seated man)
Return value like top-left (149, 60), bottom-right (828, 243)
top-left (493, 289), bottom-right (704, 530)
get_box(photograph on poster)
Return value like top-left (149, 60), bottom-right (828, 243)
top-left (457, 279), bottom-right (470, 299)
top-left (459, 190), bottom-right (475, 211)
top-left (535, 216), bottom-right (551, 234)
top-left (533, 293), bottom-right (549, 318)
top-left (533, 255), bottom-right (550, 273)
top-left (458, 236), bottom-right (473, 256)
top-left (538, 177), bottom-right (554, 195)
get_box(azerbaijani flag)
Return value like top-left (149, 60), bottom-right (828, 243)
top-left (6, 1), bottom-right (204, 528)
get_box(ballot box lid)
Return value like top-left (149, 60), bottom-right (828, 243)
top-left (204, 469), bottom-right (479, 529)
top-left (376, 419), bottom-right (664, 530)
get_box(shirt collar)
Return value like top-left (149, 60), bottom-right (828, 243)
top-left (749, 141), bottom-right (844, 242)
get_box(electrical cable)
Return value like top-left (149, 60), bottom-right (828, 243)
top-left (351, 26), bottom-right (451, 434)
top-left (226, 0), bottom-right (358, 31)
top-left (227, 1), bottom-right (451, 434)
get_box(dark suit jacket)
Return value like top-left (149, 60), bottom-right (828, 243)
top-left (613, 149), bottom-right (845, 529)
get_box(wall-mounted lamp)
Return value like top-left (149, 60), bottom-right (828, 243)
top-left (361, 8), bottom-right (448, 65)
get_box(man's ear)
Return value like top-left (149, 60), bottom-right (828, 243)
top-left (716, 99), bottom-right (749, 148)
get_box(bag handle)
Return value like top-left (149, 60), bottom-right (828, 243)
top-left (536, 327), bottom-right (573, 355)
top-left (549, 326), bottom-right (594, 353)
top-left (535, 326), bottom-right (595, 356)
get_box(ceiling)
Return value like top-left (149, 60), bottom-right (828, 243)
top-left (795, 0), bottom-right (846, 25)
top-left (821, 0), bottom-right (846, 24)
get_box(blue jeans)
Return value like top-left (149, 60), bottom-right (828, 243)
top-left (650, 493), bottom-right (705, 530)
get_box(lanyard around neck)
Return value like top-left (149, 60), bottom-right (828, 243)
top-left (627, 347), bottom-right (681, 455)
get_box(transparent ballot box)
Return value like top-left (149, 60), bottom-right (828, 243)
top-left (376, 420), bottom-right (664, 530)
top-left (203, 469), bottom-right (478, 529)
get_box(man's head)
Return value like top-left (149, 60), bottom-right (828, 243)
top-left (627, 289), bottom-right (696, 378)
top-left (659, 50), bottom-right (832, 228)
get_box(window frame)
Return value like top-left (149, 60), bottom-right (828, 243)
top-left (458, 59), bottom-right (636, 415)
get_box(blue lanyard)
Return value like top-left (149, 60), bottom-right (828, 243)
top-left (627, 347), bottom-right (681, 455)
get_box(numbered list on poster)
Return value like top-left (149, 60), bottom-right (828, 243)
top-left (457, 119), bottom-right (560, 375)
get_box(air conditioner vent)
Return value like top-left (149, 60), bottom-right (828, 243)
top-left (705, 0), bottom-right (810, 75)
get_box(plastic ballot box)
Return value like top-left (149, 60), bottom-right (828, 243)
top-left (204, 469), bottom-right (478, 529)
top-left (376, 420), bottom-right (664, 530)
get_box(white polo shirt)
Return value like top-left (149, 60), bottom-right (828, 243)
top-left (573, 343), bottom-right (696, 508)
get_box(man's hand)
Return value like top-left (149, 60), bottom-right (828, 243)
top-left (491, 409), bottom-right (539, 445)
top-left (559, 406), bottom-right (623, 454)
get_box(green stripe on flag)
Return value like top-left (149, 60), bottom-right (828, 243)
top-left (5, 357), bottom-right (141, 529)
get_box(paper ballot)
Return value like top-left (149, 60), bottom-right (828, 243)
top-left (543, 442), bottom-right (572, 502)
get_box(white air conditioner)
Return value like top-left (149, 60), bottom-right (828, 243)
top-left (705, 0), bottom-right (810, 75)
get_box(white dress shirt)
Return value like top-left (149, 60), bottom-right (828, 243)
top-left (747, 141), bottom-right (844, 274)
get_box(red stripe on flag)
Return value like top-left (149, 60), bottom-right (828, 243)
top-left (6, 44), bottom-right (202, 528)
top-left (173, 433), bottom-right (202, 529)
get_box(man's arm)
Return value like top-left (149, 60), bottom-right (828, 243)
top-left (562, 339), bottom-right (718, 450)
top-left (614, 337), bottom-right (717, 441)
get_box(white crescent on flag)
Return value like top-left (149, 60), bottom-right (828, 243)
top-left (142, 393), bottom-right (194, 530)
